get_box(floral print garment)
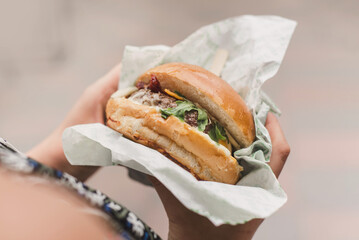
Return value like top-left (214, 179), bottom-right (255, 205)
top-left (0, 138), bottom-right (161, 240)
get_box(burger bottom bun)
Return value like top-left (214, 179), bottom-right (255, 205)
top-left (106, 97), bottom-right (242, 184)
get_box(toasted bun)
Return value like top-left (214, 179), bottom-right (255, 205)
top-left (106, 97), bottom-right (242, 184)
top-left (136, 63), bottom-right (255, 148)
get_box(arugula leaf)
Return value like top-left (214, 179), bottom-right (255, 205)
top-left (160, 99), bottom-right (227, 143)
top-left (160, 100), bottom-right (208, 132)
top-left (196, 108), bottom-right (208, 132)
top-left (161, 100), bottom-right (192, 121)
top-left (208, 122), bottom-right (227, 143)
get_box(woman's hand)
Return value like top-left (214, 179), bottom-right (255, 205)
top-left (27, 63), bottom-right (122, 181)
top-left (151, 112), bottom-right (290, 240)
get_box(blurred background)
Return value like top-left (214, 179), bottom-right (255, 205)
top-left (0, 0), bottom-right (358, 239)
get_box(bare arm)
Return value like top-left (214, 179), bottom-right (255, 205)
top-left (27, 63), bottom-right (122, 181)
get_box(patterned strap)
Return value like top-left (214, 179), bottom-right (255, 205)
top-left (0, 138), bottom-right (161, 240)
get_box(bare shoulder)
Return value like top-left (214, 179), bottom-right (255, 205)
top-left (0, 169), bottom-right (117, 240)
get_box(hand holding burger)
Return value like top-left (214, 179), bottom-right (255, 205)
top-left (150, 113), bottom-right (290, 240)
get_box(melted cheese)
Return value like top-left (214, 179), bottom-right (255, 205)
top-left (164, 89), bottom-right (184, 100)
top-left (218, 139), bottom-right (232, 152)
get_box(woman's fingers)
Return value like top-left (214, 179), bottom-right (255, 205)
top-left (100, 62), bottom-right (122, 90)
top-left (266, 113), bottom-right (291, 178)
top-left (86, 62), bottom-right (122, 111)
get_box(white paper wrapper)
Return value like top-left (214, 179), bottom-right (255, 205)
top-left (63, 15), bottom-right (296, 225)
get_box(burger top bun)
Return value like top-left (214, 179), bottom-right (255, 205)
top-left (136, 63), bottom-right (255, 148)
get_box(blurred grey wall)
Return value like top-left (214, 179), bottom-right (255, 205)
top-left (1, 0), bottom-right (358, 239)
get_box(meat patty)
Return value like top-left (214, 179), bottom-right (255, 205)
top-left (129, 89), bottom-right (177, 109)
top-left (184, 110), bottom-right (198, 127)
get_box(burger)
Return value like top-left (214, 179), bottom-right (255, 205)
top-left (106, 63), bottom-right (255, 184)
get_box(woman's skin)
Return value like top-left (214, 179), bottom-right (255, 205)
top-left (25, 63), bottom-right (290, 239)
top-left (0, 64), bottom-right (124, 239)
top-left (0, 169), bottom-right (115, 240)
top-left (27, 63), bottom-right (122, 181)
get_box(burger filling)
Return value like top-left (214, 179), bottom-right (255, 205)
top-left (128, 75), bottom-right (232, 151)
top-left (127, 88), bottom-right (177, 109)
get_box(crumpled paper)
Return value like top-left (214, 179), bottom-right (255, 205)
top-left (63, 15), bottom-right (296, 225)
